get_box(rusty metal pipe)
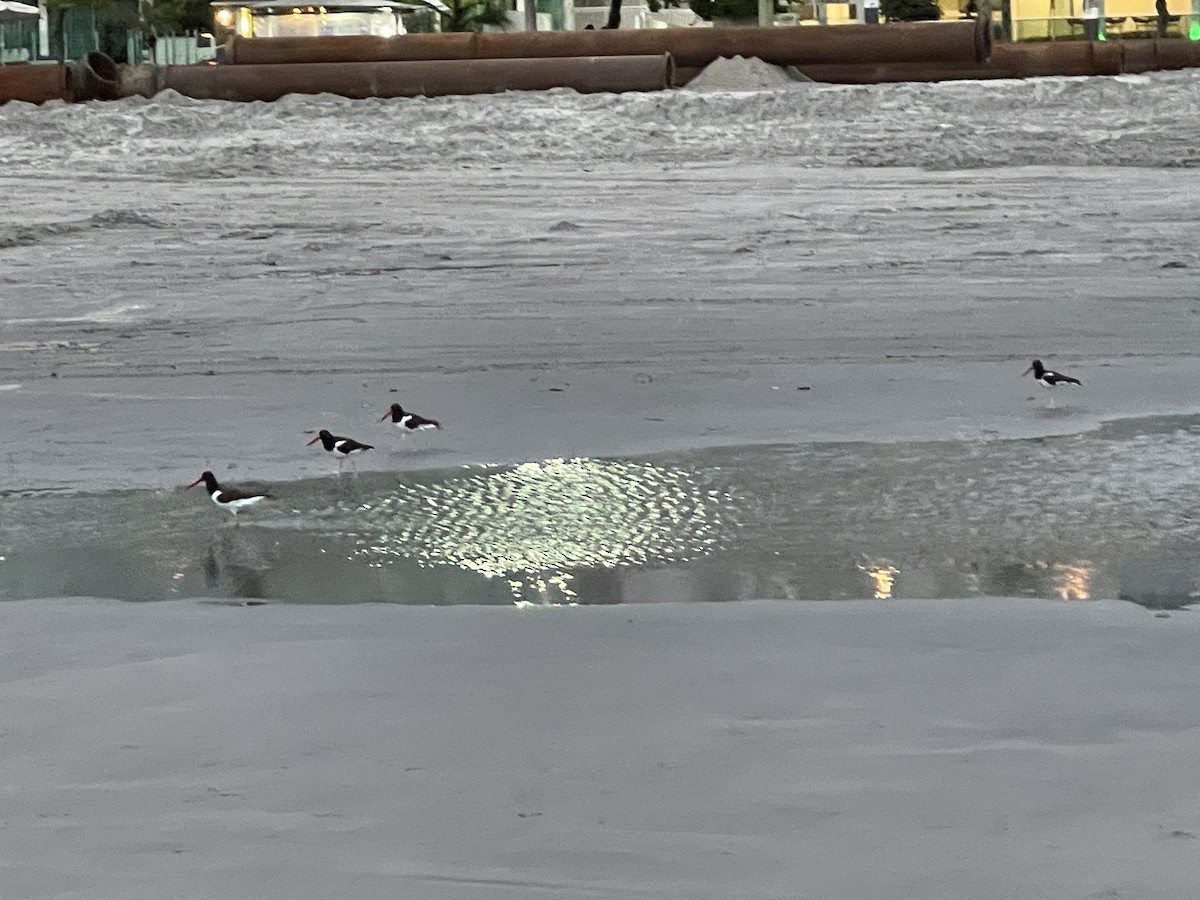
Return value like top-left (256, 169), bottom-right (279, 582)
top-left (0, 63), bottom-right (69, 105)
top-left (791, 38), bottom-right (1200, 84)
top-left (1121, 37), bottom-right (1200, 74)
top-left (801, 42), bottom-right (1118, 81)
top-left (225, 20), bottom-right (989, 69)
top-left (159, 54), bottom-right (674, 101)
top-left (67, 50), bottom-right (121, 101)
top-left (992, 41), bottom-right (1123, 77)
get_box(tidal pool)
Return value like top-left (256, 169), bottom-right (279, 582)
top-left (2, 416), bottom-right (1199, 608)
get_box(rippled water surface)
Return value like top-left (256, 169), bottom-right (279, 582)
top-left (3, 415), bottom-right (1200, 608)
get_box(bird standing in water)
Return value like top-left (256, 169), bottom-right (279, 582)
top-left (1022, 359), bottom-right (1081, 407)
top-left (306, 429), bottom-right (374, 471)
top-left (380, 403), bottom-right (442, 435)
top-left (186, 471), bottom-right (271, 522)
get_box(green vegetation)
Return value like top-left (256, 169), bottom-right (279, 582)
top-left (438, 0), bottom-right (511, 31)
top-left (880, 0), bottom-right (942, 20)
top-left (139, 0), bottom-right (213, 32)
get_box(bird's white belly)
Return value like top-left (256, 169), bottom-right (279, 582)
top-left (213, 491), bottom-right (265, 512)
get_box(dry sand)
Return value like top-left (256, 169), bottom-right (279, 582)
top-left (684, 54), bottom-right (807, 89)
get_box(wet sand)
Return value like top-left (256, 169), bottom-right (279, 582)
top-left (2, 164), bottom-right (1200, 492)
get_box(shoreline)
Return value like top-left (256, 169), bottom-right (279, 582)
top-left (6, 366), bottom-right (1200, 494)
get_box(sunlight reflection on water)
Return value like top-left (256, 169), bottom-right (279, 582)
top-left (351, 457), bottom-right (739, 603)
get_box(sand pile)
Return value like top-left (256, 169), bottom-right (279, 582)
top-left (3, 70), bottom-right (1200, 174)
top-left (684, 54), bottom-right (809, 90)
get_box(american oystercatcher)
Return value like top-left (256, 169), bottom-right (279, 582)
top-left (1022, 358), bottom-right (1081, 407)
top-left (186, 471), bottom-right (271, 519)
top-left (306, 429), bottom-right (374, 465)
top-left (380, 403), bottom-right (442, 433)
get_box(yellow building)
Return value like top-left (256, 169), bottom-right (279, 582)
top-left (1006, 0), bottom-right (1194, 40)
top-left (791, 0), bottom-right (1196, 38)
top-left (210, 0), bottom-right (447, 40)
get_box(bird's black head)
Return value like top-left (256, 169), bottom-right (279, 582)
top-left (306, 429), bottom-right (336, 449)
top-left (380, 403), bottom-right (404, 422)
top-left (186, 471), bottom-right (218, 491)
top-left (1022, 359), bottom-right (1045, 378)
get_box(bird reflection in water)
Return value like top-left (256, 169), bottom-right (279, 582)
top-left (202, 531), bottom-right (269, 599)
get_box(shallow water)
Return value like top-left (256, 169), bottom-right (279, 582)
top-left (3, 414), bottom-right (1198, 608)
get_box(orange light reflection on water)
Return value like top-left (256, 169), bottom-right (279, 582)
top-left (858, 562), bottom-right (898, 599)
top-left (1052, 561), bottom-right (1094, 601)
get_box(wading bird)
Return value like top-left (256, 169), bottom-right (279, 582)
top-left (380, 403), bottom-right (442, 434)
top-left (186, 471), bottom-right (271, 521)
top-left (1022, 358), bottom-right (1081, 407)
top-left (306, 429), bottom-right (373, 469)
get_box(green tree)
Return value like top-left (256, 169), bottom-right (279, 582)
top-left (439, 0), bottom-right (510, 31)
top-left (140, 0), bottom-right (213, 33)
